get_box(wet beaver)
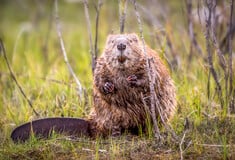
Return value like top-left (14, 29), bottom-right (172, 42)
top-left (88, 33), bottom-right (176, 137)
top-left (11, 33), bottom-right (176, 142)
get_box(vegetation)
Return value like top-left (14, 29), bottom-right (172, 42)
top-left (0, 0), bottom-right (234, 159)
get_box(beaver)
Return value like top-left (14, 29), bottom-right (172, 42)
top-left (11, 33), bottom-right (176, 142)
top-left (88, 33), bottom-right (176, 137)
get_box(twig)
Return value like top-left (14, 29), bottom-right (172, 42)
top-left (179, 131), bottom-right (186, 160)
top-left (131, 0), bottom-right (179, 141)
top-left (54, 0), bottom-right (83, 99)
top-left (219, 22), bottom-right (235, 54)
top-left (204, 0), bottom-right (224, 108)
top-left (183, 140), bottom-right (192, 154)
top-left (219, 0), bottom-right (235, 55)
top-left (233, 88), bottom-right (235, 113)
top-left (210, 1), bottom-right (229, 111)
top-left (82, 148), bottom-right (93, 152)
top-left (166, 33), bottom-right (180, 70)
top-left (228, 0), bottom-right (234, 113)
top-left (186, 0), bottom-right (203, 62)
top-left (83, 0), bottom-right (96, 74)
top-left (94, 0), bottom-right (103, 65)
top-left (132, 0), bottom-right (160, 139)
top-left (82, 147), bottom-right (107, 153)
top-left (195, 143), bottom-right (235, 148)
top-left (210, 5), bottom-right (227, 71)
top-left (132, 0), bottom-right (178, 141)
top-left (0, 39), bottom-right (40, 117)
top-left (207, 71), bottom-right (211, 99)
top-left (119, 0), bottom-right (128, 33)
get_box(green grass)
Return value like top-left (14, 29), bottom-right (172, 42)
top-left (0, 1), bottom-right (235, 159)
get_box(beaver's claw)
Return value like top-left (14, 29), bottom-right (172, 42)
top-left (103, 82), bottom-right (114, 94)
top-left (127, 75), bottom-right (138, 86)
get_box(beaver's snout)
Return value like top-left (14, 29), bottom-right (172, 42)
top-left (117, 42), bottom-right (127, 63)
top-left (117, 43), bottom-right (126, 51)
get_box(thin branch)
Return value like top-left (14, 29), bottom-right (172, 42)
top-left (219, 22), bottom-right (235, 53)
top-left (207, 71), bottom-right (211, 99)
top-left (54, 0), bottom-right (83, 99)
top-left (205, 0), bottom-right (224, 108)
top-left (195, 143), bottom-right (235, 148)
top-left (132, 0), bottom-right (160, 140)
top-left (210, 1), bottom-right (229, 111)
top-left (219, 0), bottom-right (235, 55)
top-left (0, 39), bottom-right (40, 117)
top-left (83, 0), bottom-right (96, 74)
top-left (94, 0), bottom-right (103, 66)
top-left (183, 140), bottom-right (192, 154)
top-left (186, 0), bottom-right (203, 62)
top-left (166, 33), bottom-right (180, 70)
top-left (119, 0), bottom-right (128, 33)
top-left (229, 0), bottom-right (234, 112)
top-left (211, 5), bottom-right (227, 71)
top-left (233, 88), bottom-right (235, 113)
top-left (132, 0), bottom-right (178, 141)
top-left (180, 131), bottom-right (186, 160)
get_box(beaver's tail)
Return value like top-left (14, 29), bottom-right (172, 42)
top-left (11, 117), bottom-right (91, 143)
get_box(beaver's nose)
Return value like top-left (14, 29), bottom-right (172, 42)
top-left (117, 43), bottom-right (126, 51)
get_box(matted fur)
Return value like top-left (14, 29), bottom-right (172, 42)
top-left (88, 33), bottom-right (176, 137)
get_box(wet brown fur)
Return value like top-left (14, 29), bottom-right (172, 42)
top-left (88, 33), bottom-right (176, 137)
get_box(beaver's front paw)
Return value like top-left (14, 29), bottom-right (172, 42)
top-left (103, 82), bottom-right (114, 94)
top-left (126, 75), bottom-right (138, 86)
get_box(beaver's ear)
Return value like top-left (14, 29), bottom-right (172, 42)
top-left (129, 33), bottom-right (139, 42)
top-left (106, 34), bottom-right (115, 44)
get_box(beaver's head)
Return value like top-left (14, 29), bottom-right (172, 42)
top-left (103, 33), bottom-right (144, 71)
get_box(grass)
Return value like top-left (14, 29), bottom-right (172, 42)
top-left (0, 0), bottom-right (235, 159)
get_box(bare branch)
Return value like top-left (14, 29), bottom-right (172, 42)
top-left (83, 0), bottom-right (96, 74)
top-left (210, 1), bottom-right (229, 111)
top-left (119, 0), bottom-right (128, 33)
top-left (180, 131), bottom-right (186, 160)
top-left (186, 0), bottom-right (204, 61)
top-left (232, 89), bottom-right (235, 113)
top-left (0, 39), bottom-right (40, 117)
top-left (211, 5), bottom-right (227, 71)
top-left (207, 71), bottom-right (211, 99)
top-left (166, 33), bottom-right (180, 70)
top-left (220, 22), bottom-right (235, 54)
top-left (54, 0), bottom-right (83, 99)
top-left (219, 0), bottom-right (235, 55)
top-left (94, 0), bottom-right (103, 65)
top-left (132, 0), bottom-right (178, 141)
top-left (132, 0), bottom-right (160, 139)
top-left (195, 143), bottom-right (235, 148)
top-left (204, 0), bottom-right (224, 108)
top-left (229, 0), bottom-right (234, 113)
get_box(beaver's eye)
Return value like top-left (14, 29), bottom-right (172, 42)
top-left (129, 40), bottom-right (133, 43)
top-left (111, 40), bottom-right (114, 43)
top-left (132, 37), bottom-right (138, 42)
